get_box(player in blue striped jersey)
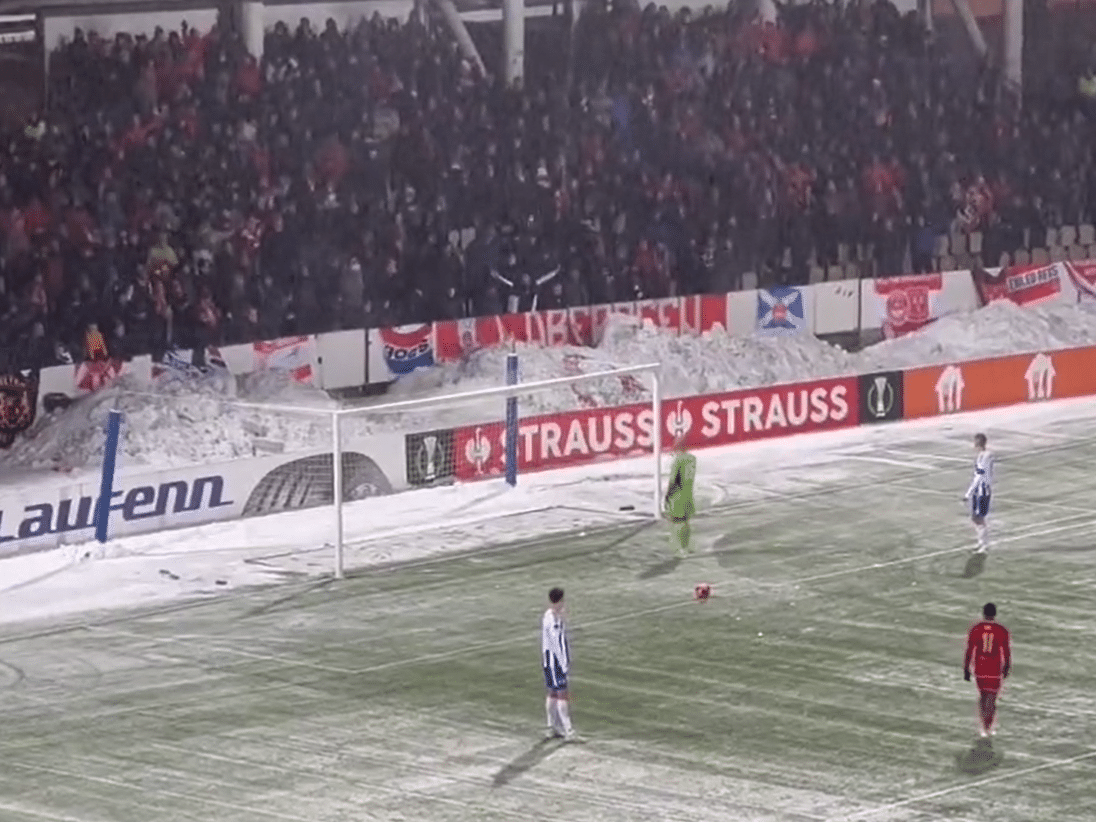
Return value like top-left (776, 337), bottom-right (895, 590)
top-left (542, 587), bottom-right (576, 740)
top-left (963, 433), bottom-right (995, 554)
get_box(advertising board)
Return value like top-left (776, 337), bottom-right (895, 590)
top-left (448, 376), bottom-right (857, 480)
top-left (0, 433), bottom-right (407, 556)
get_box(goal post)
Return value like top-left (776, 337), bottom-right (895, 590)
top-left (330, 362), bottom-right (665, 578)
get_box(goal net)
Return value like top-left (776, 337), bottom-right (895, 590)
top-left (325, 360), bottom-right (664, 576)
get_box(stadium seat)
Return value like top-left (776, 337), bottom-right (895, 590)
top-left (1032, 248), bottom-right (1051, 265)
top-left (933, 235), bottom-right (950, 257)
top-left (1059, 225), bottom-right (1078, 247)
top-left (1013, 249), bottom-right (1031, 265)
top-left (809, 266), bottom-right (826, 284)
top-left (968, 232), bottom-right (983, 255)
top-left (742, 271), bottom-right (759, 290)
top-left (1045, 227), bottom-right (1060, 247)
top-left (826, 265), bottom-right (844, 281)
top-left (1068, 245), bottom-right (1087, 261)
top-left (1080, 224), bottom-right (1096, 246)
top-left (1050, 246), bottom-right (1068, 262)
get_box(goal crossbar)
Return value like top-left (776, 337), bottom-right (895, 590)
top-left (227, 363), bottom-right (662, 419)
top-left (337, 362), bottom-right (663, 416)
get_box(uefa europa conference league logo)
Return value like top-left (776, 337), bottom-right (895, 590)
top-left (406, 430), bottom-right (456, 485)
top-left (859, 372), bottom-right (903, 424)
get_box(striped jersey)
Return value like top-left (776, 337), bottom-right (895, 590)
top-left (542, 608), bottom-right (570, 673)
top-left (966, 449), bottom-right (995, 498)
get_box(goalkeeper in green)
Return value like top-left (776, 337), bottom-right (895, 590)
top-left (664, 439), bottom-right (696, 556)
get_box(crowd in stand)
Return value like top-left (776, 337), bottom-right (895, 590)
top-left (2, 0), bottom-right (1096, 369)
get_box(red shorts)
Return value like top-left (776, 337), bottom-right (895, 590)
top-left (975, 675), bottom-right (1001, 694)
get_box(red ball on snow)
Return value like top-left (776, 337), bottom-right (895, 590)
top-left (694, 583), bottom-right (712, 601)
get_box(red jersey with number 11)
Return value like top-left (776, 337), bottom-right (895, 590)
top-left (965, 620), bottom-right (1011, 677)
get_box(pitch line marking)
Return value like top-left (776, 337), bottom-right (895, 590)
top-left (886, 480), bottom-right (1091, 514)
top-left (994, 427), bottom-right (1079, 441)
top-left (147, 738), bottom-right (563, 821)
top-left (829, 748), bottom-right (1096, 821)
top-left (880, 448), bottom-right (971, 464)
top-left (83, 627), bottom-right (358, 674)
top-left (0, 801), bottom-right (89, 822)
top-left (791, 516), bottom-right (1096, 585)
top-left (349, 514), bottom-right (1096, 675)
top-left (3, 759), bottom-right (320, 822)
top-left (842, 455), bottom-right (939, 470)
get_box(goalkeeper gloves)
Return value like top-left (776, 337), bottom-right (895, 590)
top-left (963, 669), bottom-right (971, 681)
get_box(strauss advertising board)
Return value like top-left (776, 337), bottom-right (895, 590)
top-left (446, 376), bottom-right (857, 480)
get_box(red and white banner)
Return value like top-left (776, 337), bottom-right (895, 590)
top-left (870, 274), bottom-right (944, 339)
top-left (1072, 262), bottom-right (1096, 303)
top-left (973, 260), bottom-right (1096, 307)
top-left (451, 376), bottom-right (857, 480)
top-left (253, 336), bottom-right (315, 384)
top-left (433, 295), bottom-right (729, 365)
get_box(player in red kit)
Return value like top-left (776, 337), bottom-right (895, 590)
top-left (964, 602), bottom-right (1011, 737)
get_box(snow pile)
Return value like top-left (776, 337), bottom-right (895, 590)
top-left (381, 299), bottom-right (1096, 410)
top-left (1, 368), bottom-right (353, 474)
top-left (3, 299), bottom-right (1096, 475)
top-left (858, 300), bottom-right (1096, 369)
top-left (376, 313), bottom-right (856, 414)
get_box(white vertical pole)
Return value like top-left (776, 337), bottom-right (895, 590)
top-left (332, 410), bottom-right (345, 579)
top-left (652, 371), bottom-right (662, 519)
top-left (239, 1), bottom-right (265, 60)
top-left (503, 0), bottom-right (525, 86)
top-left (1003, 0), bottom-right (1023, 93)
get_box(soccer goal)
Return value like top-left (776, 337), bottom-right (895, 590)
top-left (321, 360), bottom-right (665, 577)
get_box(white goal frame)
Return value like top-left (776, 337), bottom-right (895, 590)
top-left (242, 362), bottom-right (663, 578)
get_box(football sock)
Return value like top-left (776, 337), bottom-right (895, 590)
top-left (556, 699), bottom-right (573, 734)
top-left (975, 523), bottom-right (988, 546)
top-left (546, 697), bottom-right (558, 732)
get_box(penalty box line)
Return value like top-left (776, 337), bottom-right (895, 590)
top-left (829, 748), bottom-right (1096, 821)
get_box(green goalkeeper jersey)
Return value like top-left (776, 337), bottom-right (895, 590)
top-left (665, 451), bottom-right (696, 519)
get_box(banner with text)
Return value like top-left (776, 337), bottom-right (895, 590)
top-left (448, 376), bottom-right (857, 480)
top-left (0, 434), bottom-right (406, 556)
top-left (972, 261), bottom-right (1096, 307)
top-left (427, 295), bottom-right (729, 372)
